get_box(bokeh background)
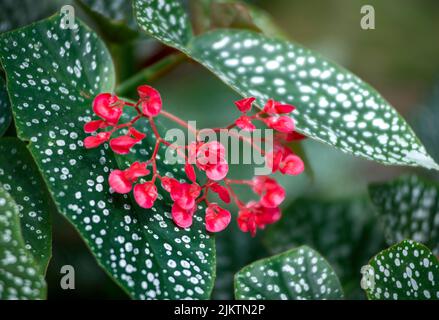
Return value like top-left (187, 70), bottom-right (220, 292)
top-left (1, 0), bottom-right (438, 299)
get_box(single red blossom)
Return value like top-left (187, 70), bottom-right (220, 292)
top-left (263, 99), bottom-right (295, 114)
top-left (92, 93), bottom-right (122, 125)
top-left (237, 201), bottom-right (281, 236)
top-left (265, 143), bottom-right (291, 173)
top-left (205, 203), bottom-right (231, 233)
top-left (137, 85), bottom-right (162, 117)
top-left (184, 163), bottom-right (197, 183)
top-left (192, 141), bottom-right (229, 181)
top-left (252, 176), bottom-right (285, 208)
top-left (234, 97), bottom-right (255, 113)
top-left (170, 182), bottom-right (201, 210)
top-left (279, 154), bottom-right (304, 176)
top-left (109, 127), bottom-right (146, 154)
top-left (264, 115), bottom-right (295, 133)
top-left (172, 202), bottom-right (196, 228)
top-left (133, 182), bottom-right (158, 209)
top-left (84, 131), bottom-right (112, 149)
top-left (109, 162), bottom-right (150, 194)
top-left (209, 183), bottom-right (231, 204)
top-left (205, 159), bottom-right (229, 181)
top-left (84, 119), bottom-right (109, 133)
top-left (235, 115), bottom-right (256, 131)
top-left (160, 176), bottom-right (179, 193)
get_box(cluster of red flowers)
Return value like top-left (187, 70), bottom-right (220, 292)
top-left (83, 85), bottom-right (305, 236)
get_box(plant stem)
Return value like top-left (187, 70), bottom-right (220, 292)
top-left (115, 53), bottom-right (187, 97)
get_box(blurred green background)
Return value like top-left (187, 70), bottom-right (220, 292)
top-left (3, 0), bottom-right (437, 299)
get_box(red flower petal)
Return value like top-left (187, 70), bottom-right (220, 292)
top-left (210, 183), bottom-right (231, 204)
top-left (128, 127), bottom-right (146, 140)
top-left (252, 176), bottom-right (285, 208)
top-left (274, 103), bottom-right (295, 114)
top-left (205, 204), bottom-right (231, 233)
top-left (108, 170), bottom-right (132, 194)
top-left (206, 161), bottom-right (229, 181)
top-left (84, 120), bottom-right (104, 133)
top-left (137, 85), bottom-right (162, 117)
top-left (83, 131), bottom-right (111, 149)
top-left (265, 116), bottom-right (295, 133)
top-left (109, 136), bottom-right (139, 154)
top-left (124, 162), bottom-right (150, 181)
top-left (235, 115), bottom-right (256, 131)
top-left (234, 97), bottom-right (255, 113)
top-left (184, 163), bottom-right (197, 182)
top-left (92, 93), bottom-right (122, 125)
top-left (279, 154), bottom-right (304, 176)
top-left (133, 182), bottom-right (158, 209)
top-left (171, 202), bottom-right (195, 228)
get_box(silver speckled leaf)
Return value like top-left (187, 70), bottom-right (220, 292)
top-left (364, 240), bottom-right (439, 300)
top-left (234, 246), bottom-right (344, 300)
top-left (133, 0), bottom-right (438, 170)
top-left (0, 14), bottom-right (215, 300)
top-left (0, 185), bottom-right (46, 300)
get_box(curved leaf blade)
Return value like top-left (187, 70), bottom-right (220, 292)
top-left (263, 197), bottom-right (384, 298)
top-left (133, 0), bottom-right (438, 170)
top-left (0, 14), bottom-right (215, 300)
top-left (189, 30), bottom-right (438, 170)
top-left (0, 138), bottom-right (53, 271)
top-left (133, 0), bottom-right (193, 52)
top-left (234, 246), bottom-right (344, 300)
top-left (364, 240), bottom-right (439, 300)
top-left (0, 185), bottom-right (46, 299)
top-left (369, 175), bottom-right (439, 255)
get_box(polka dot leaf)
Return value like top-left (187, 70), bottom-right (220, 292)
top-left (369, 175), bottom-right (439, 255)
top-left (364, 240), bottom-right (439, 300)
top-left (0, 77), bottom-right (12, 136)
top-left (133, 0), bottom-right (438, 170)
top-left (0, 14), bottom-right (215, 300)
top-left (263, 197), bottom-right (384, 298)
top-left (0, 138), bottom-right (53, 272)
top-left (234, 246), bottom-right (344, 300)
top-left (0, 184), bottom-right (46, 299)
top-left (133, 0), bottom-right (193, 52)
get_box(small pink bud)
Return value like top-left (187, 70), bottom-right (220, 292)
top-left (279, 154), bottom-right (304, 176)
top-left (109, 170), bottom-right (132, 194)
top-left (92, 93), bottom-right (122, 125)
top-left (172, 202), bottom-right (195, 228)
top-left (205, 203), bottom-right (231, 233)
top-left (235, 115), bottom-right (256, 131)
top-left (137, 85), bottom-right (162, 117)
top-left (210, 183), bottom-right (231, 204)
top-left (265, 116), bottom-right (295, 133)
top-left (234, 97), bottom-right (255, 113)
top-left (134, 182), bottom-right (158, 209)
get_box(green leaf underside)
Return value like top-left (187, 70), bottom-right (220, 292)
top-left (0, 77), bottom-right (12, 136)
top-left (0, 138), bottom-right (52, 271)
top-left (0, 15), bottom-right (215, 299)
top-left (0, 185), bottom-right (46, 299)
top-left (133, 0), bottom-right (193, 52)
top-left (263, 198), bottom-right (384, 296)
top-left (133, 0), bottom-right (438, 170)
top-left (369, 175), bottom-right (439, 255)
top-left (234, 246), bottom-right (344, 300)
top-left (365, 240), bottom-right (439, 300)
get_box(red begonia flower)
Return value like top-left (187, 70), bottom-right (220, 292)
top-left (205, 203), bottom-right (231, 232)
top-left (137, 85), bottom-right (162, 117)
top-left (133, 182), bottom-right (158, 209)
top-left (235, 115), bottom-right (256, 131)
top-left (234, 97), bottom-right (255, 113)
top-left (92, 93), bottom-right (122, 125)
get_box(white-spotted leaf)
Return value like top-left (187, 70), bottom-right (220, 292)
top-left (0, 77), bottom-right (12, 136)
top-left (369, 175), bottom-right (439, 255)
top-left (263, 197), bottom-right (384, 297)
top-left (0, 15), bottom-right (215, 300)
top-left (0, 138), bottom-right (53, 271)
top-left (234, 246), bottom-right (344, 300)
top-left (364, 240), bottom-right (439, 300)
top-left (133, 0), bottom-right (193, 52)
top-left (0, 185), bottom-right (46, 299)
top-left (133, 0), bottom-right (438, 170)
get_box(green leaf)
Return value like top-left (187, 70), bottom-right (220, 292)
top-left (234, 246), bottom-right (344, 300)
top-left (0, 185), bottom-right (46, 299)
top-left (364, 240), bottom-right (439, 300)
top-left (0, 77), bottom-right (12, 136)
top-left (369, 175), bottom-right (439, 255)
top-left (0, 138), bottom-right (53, 271)
top-left (133, 0), bottom-right (438, 170)
top-left (0, 14), bottom-right (215, 300)
top-left (133, 0), bottom-right (193, 52)
top-left (263, 197), bottom-right (384, 298)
